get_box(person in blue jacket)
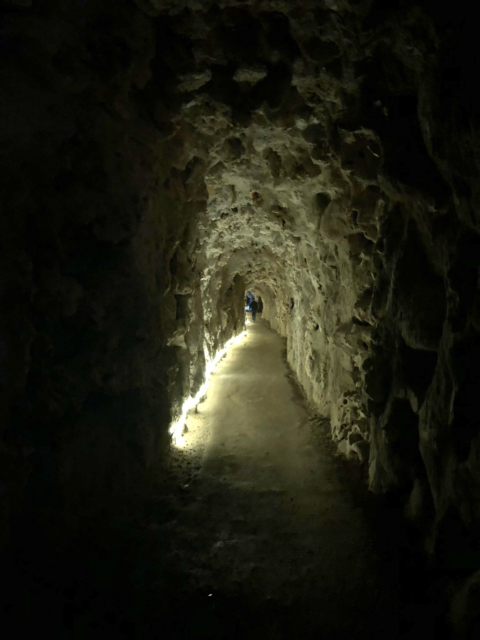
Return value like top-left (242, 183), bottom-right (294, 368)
top-left (250, 298), bottom-right (258, 322)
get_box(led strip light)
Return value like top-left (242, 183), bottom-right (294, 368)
top-left (169, 329), bottom-right (248, 445)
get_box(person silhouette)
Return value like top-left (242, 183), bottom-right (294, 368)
top-left (250, 297), bottom-right (258, 322)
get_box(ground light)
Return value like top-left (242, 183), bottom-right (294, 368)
top-left (169, 329), bottom-right (248, 446)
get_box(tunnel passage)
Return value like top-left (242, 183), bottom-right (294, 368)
top-left (2, 0), bottom-right (480, 636)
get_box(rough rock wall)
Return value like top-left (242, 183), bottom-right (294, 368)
top-left (0, 0), bottom-right (244, 544)
top-left (161, 1), bottom-right (380, 455)
top-left (2, 0), bottom-right (480, 603)
top-left (142, 0), bottom-right (480, 578)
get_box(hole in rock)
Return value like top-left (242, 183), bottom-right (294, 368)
top-left (400, 342), bottom-right (438, 408)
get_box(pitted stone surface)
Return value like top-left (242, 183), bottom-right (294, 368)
top-left (2, 5), bottom-right (480, 634)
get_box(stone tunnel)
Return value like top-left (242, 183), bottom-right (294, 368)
top-left (1, 0), bottom-right (480, 637)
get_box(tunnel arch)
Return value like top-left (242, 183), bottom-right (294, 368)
top-left (2, 5), bottom-right (480, 622)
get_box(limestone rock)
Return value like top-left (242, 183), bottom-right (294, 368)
top-left (233, 66), bottom-right (268, 84)
top-left (351, 440), bottom-right (370, 465)
top-left (450, 571), bottom-right (480, 639)
top-left (2, 0), bottom-right (480, 578)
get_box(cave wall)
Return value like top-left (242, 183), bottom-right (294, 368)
top-left (0, 0), bottom-right (244, 544)
top-left (139, 0), bottom-right (480, 577)
top-left (2, 0), bottom-right (480, 592)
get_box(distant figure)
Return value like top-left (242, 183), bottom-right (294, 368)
top-left (250, 298), bottom-right (258, 322)
top-left (257, 296), bottom-right (263, 313)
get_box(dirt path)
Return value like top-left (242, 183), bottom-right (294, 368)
top-left (166, 317), bottom-right (400, 639)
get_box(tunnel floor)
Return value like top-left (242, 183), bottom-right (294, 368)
top-left (3, 318), bottom-right (442, 639)
top-left (164, 316), bottom-right (400, 638)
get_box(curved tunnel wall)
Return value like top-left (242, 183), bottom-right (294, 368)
top-left (1, 0), bottom-right (480, 569)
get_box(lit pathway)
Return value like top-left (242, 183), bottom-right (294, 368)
top-left (167, 317), bottom-right (399, 639)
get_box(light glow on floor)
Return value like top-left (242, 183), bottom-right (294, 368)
top-left (169, 330), bottom-right (247, 447)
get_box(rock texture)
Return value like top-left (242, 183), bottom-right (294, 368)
top-left (2, 1), bottom-right (480, 630)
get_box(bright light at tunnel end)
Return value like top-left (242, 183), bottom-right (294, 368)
top-left (169, 329), bottom-right (248, 446)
